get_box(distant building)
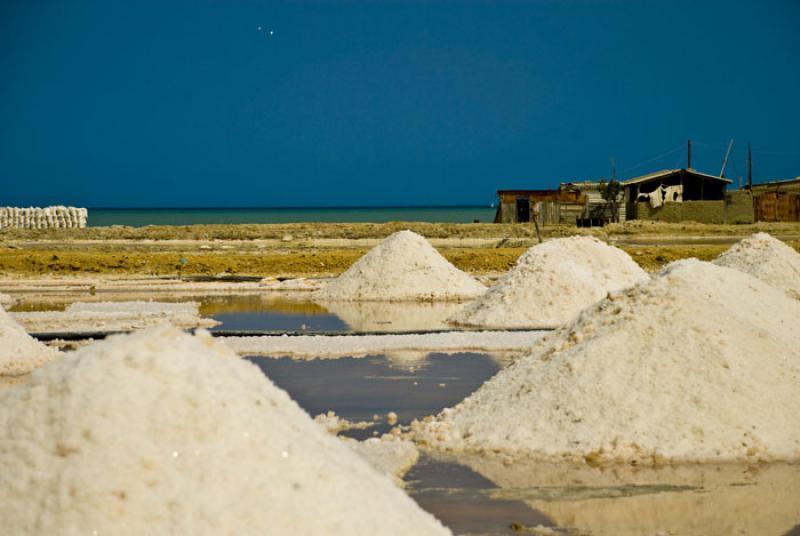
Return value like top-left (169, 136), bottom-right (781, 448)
top-left (622, 168), bottom-right (754, 224)
top-left (749, 177), bottom-right (800, 222)
top-left (493, 189), bottom-right (586, 224)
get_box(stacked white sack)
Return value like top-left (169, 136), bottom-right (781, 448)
top-left (414, 260), bottom-right (800, 464)
top-left (314, 230), bottom-right (486, 302)
top-left (0, 206), bottom-right (87, 229)
top-left (449, 236), bottom-right (649, 328)
top-left (0, 306), bottom-right (59, 376)
top-left (713, 232), bottom-right (800, 299)
top-left (0, 326), bottom-right (449, 535)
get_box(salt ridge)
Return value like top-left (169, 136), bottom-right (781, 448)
top-left (415, 260), bottom-right (800, 464)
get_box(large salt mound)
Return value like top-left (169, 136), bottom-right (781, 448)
top-left (713, 232), bottom-right (800, 299)
top-left (0, 306), bottom-right (59, 376)
top-left (314, 230), bottom-right (486, 301)
top-left (449, 236), bottom-right (649, 328)
top-left (415, 260), bottom-right (800, 464)
top-left (0, 326), bottom-right (449, 535)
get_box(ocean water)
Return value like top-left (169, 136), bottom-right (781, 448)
top-left (87, 207), bottom-right (496, 227)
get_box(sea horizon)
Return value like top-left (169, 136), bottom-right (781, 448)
top-left (85, 205), bottom-right (498, 227)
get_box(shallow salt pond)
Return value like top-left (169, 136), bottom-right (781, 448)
top-left (11, 294), bottom-right (469, 333)
top-left (9, 294), bottom-right (800, 534)
top-left (245, 352), bottom-right (502, 438)
top-left (245, 351), bottom-right (800, 536)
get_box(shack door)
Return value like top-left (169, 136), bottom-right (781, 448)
top-left (516, 197), bottom-right (530, 222)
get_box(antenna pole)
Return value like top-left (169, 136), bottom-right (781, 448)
top-left (720, 139), bottom-right (734, 177)
top-left (687, 139), bottom-right (692, 169)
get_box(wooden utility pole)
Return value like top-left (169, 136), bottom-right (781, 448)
top-left (747, 142), bottom-right (753, 189)
top-left (687, 139), bottom-right (692, 169)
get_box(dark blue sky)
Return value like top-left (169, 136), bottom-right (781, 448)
top-left (2, 0), bottom-right (799, 208)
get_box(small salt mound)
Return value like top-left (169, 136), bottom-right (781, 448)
top-left (713, 232), bottom-right (800, 299)
top-left (314, 230), bottom-right (486, 302)
top-left (0, 292), bottom-right (16, 307)
top-left (449, 236), bottom-right (649, 328)
top-left (0, 306), bottom-right (59, 376)
top-left (415, 260), bottom-right (800, 464)
top-left (0, 326), bottom-right (449, 535)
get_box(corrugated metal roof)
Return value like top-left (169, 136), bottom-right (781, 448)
top-left (622, 168), bottom-right (732, 186)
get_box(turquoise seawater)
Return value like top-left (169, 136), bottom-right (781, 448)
top-left (87, 207), bottom-right (496, 227)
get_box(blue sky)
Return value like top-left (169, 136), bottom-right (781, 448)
top-left (1, 0), bottom-right (799, 208)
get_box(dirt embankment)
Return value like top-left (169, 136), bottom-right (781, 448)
top-left (0, 221), bottom-right (798, 277)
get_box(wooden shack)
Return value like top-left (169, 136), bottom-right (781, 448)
top-left (494, 189), bottom-right (585, 224)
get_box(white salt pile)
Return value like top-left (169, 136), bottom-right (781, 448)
top-left (450, 236), bottom-right (649, 329)
top-left (0, 326), bottom-right (449, 535)
top-left (415, 260), bottom-right (800, 464)
top-left (0, 306), bottom-right (59, 376)
top-left (0, 292), bottom-right (16, 307)
top-left (314, 230), bottom-right (486, 301)
top-left (713, 232), bottom-right (800, 299)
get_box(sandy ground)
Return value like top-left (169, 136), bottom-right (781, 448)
top-left (1, 222), bottom-right (798, 289)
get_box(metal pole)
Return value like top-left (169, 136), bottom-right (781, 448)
top-left (720, 139), bottom-right (734, 177)
top-left (687, 139), bottom-right (692, 169)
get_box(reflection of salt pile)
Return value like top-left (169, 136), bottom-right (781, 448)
top-left (713, 232), bottom-right (800, 299)
top-left (450, 236), bottom-right (648, 328)
top-left (344, 437), bottom-right (419, 485)
top-left (416, 260), bottom-right (800, 463)
top-left (321, 300), bottom-right (466, 332)
top-left (449, 453), bottom-right (800, 536)
top-left (0, 306), bottom-right (59, 376)
top-left (314, 230), bottom-right (485, 302)
top-left (0, 326), bottom-right (449, 535)
top-left (12, 301), bottom-right (219, 333)
top-left (384, 350), bottom-right (431, 371)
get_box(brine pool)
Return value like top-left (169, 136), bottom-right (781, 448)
top-left (9, 294), bottom-right (800, 535)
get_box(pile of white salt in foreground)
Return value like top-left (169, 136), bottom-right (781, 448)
top-left (314, 230), bottom-right (485, 302)
top-left (713, 232), bottom-right (800, 299)
top-left (415, 259), bottom-right (800, 464)
top-left (0, 326), bottom-right (449, 535)
top-left (0, 306), bottom-right (59, 376)
top-left (0, 292), bottom-right (16, 307)
top-left (449, 236), bottom-right (649, 328)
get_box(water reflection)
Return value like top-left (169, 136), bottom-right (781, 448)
top-left (245, 352), bottom-right (500, 437)
top-left (405, 457), bottom-right (556, 536)
top-left (429, 452), bottom-right (800, 536)
top-left (317, 300), bottom-right (467, 332)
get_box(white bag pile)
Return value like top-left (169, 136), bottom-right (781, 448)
top-left (0, 206), bottom-right (88, 229)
